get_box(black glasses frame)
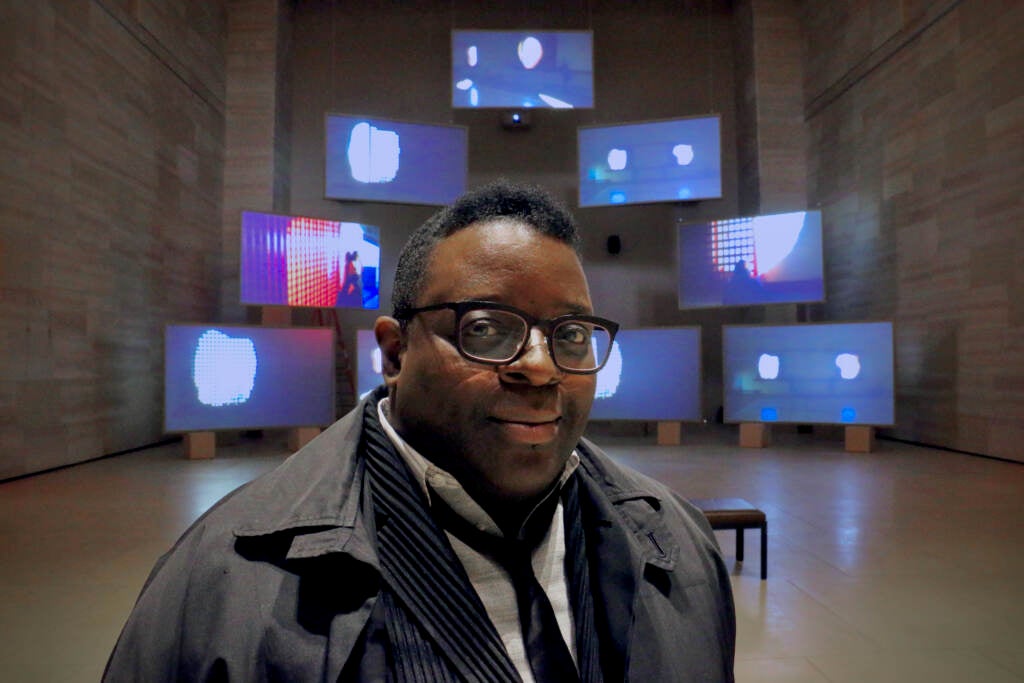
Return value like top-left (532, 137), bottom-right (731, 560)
top-left (394, 300), bottom-right (620, 375)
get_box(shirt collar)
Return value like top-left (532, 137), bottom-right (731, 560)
top-left (377, 397), bottom-right (580, 538)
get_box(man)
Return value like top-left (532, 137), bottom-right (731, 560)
top-left (104, 181), bottom-right (735, 682)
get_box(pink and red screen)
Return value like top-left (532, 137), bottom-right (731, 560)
top-left (240, 211), bottom-right (380, 309)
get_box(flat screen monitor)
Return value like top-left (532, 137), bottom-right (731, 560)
top-left (356, 328), bottom-right (384, 400)
top-left (578, 115), bottom-right (722, 207)
top-left (722, 322), bottom-right (895, 426)
top-left (678, 209), bottom-right (825, 309)
top-left (165, 325), bottom-right (336, 432)
top-left (588, 327), bottom-right (702, 421)
top-left (452, 30), bottom-right (594, 109)
top-left (240, 210), bottom-right (381, 309)
top-left (325, 114), bottom-right (468, 205)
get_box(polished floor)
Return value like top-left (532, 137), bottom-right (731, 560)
top-left (2, 425), bottom-right (1023, 682)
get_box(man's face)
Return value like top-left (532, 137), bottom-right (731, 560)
top-left (380, 219), bottom-right (597, 509)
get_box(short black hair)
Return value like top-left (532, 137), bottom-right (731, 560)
top-left (391, 179), bottom-right (580, 317)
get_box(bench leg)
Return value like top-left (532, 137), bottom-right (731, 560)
top-left (760, 523), bottom-right (767, 580)
top-left (736, 528), bottom-right (744, 562)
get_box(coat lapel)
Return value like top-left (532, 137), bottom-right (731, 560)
top-left (574, 441), bottom-right (679, 683)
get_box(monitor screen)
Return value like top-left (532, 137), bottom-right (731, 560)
top-left (578, 115), bottom-right (722, 207)
top-left (325, 114), bottom-right (468, 205)
top-left (678, 210), bottom-right (825, 309)
top-left (165, 325), bottom-right (336, 432)
top-left (722, 322), bottom-right (895, 426)
top-left (588, 327), bottom-right (702, 421)
top-left (240, 210), bottom-right (381, 309)
top-left (452, 30), bottom-right (594, 109)
top-left (356, 328), bottom-right (384, 400)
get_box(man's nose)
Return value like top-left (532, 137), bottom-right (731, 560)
top-left (498, 328), bottom-right (562, 385)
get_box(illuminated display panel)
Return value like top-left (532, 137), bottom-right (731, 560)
top-left (355, 328), bottom-right (384, 400)
top-left (325, 114), bottom-right (468, 205)
top-left (578, 115), bottom-right (722, 207)
top-left (240, 210), bottom-right (381, 309)
top-left (451, 30), bottom-right (594, 109)
top-left (678, 210), bottom-right (825, 309)
top-left (164, 325), bottom-right (336, 432)
top-left (588, 327), bottom-right (702, 421)
top-left (722, 322), bottom-right (895, 426)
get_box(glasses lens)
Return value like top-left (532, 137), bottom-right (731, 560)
top-left (552, 321), bottom-right (613, 372)
top-left (458, 308), bottom-right (527, 361)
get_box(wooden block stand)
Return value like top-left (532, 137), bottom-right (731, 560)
top-left (739, 422), bottom-right (772, 448)
top-left (656, 421), bottom-right (681, 445)
top-left (185, 431), bottom-right (216, 459)
top-left (845, 425), bottom-right (875, 453)
top-left (288, 426), bottom-right (322, 452)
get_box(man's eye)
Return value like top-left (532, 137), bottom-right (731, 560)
top-left (463, 319), bottom-right (505, 338)
top-left (555, 323), bottom-right (590, 345)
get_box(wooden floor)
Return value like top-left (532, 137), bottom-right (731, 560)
top-left (2, 425), bottom-right (1023, 682)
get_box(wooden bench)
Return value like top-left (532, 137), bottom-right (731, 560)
top-left (690, 498), bottom-right (767, 580)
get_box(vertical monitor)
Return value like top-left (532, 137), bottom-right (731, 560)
top-left (588, 327), bottom-right (702, 421)
top-left (240, 210), bottom-right (381, 309)
top-left (356, 328), bottom-right (384, 400)
top-left (678, 209), bottom-right (826, 309)
top-left (578, 115), bottom-right (722, 207)
top-left (165, 325), bottom-right (336, 432)
top-left (325, 114), bottom-right (468, 205)
top-left (452, 30), bottom-right (594, 109)
top-left (722, 322), bottom-right (895, 426)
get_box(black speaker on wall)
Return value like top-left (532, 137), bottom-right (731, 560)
top-left (606, 235), bottom-right (622, 255)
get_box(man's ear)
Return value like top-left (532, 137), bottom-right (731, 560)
top-left (373, 316), bottom-right (404, 384)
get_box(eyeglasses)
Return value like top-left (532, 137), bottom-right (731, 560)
top-left (394, 300), bottom-right (619, 375)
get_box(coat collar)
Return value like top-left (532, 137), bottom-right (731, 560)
top-left (230, 392), bottom-right (380, 567)
top-left (228, 391), bottom-right (679, 574)
top-left (575, 436), bottom-right (679, 572)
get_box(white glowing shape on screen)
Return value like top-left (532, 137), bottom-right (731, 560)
top-left (466, 45), bottom-right (478, 66)
top-left (752, 211), bottom-right (805, 275)
top-left (538, 93), bottom-right (573, 108)
top-left (470, 88), bottom-right (479, 106)
top-left (347, 122), bottom-right (400, 184)
top-left (758, 353), bottom-right (780, 380)
top-left (456, 78), bottom-right (474, 90)
top-left (607, 148), bottom-right (628, 171)
top-left (595, 340), bottom-right (623, 399)
top-left (193, 330), bottom-right (257, 407)
top-left (835, 353), bottom-right (861, 379)
top-left (517, 36), bottom-right (543, 69)
top-left (672, 144), bottom-right (694, 165)
top-left (371, 347), bottom-right (382, 374)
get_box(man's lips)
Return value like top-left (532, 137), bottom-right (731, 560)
top-left (489, 415), bottom-right (561, 426)
top-left (488, 415), bottom-right (562, 444)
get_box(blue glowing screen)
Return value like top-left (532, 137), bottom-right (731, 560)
top-left (578, 116), bottom-right (722, 207)
top-left (452, 30), bottom-right (594, 109)
top-left (165, 325), bottom-right (336, 432)
top-left (325, 114), bottom-right (468, 206)
top-left (588, 327), bottom-right (702, 421)
top-left (355, 329), bottom-right (384, 400)
top-left (722, 322), bottom-right (895, 426)
top-left (678, 210), bottom-right (826, 309)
